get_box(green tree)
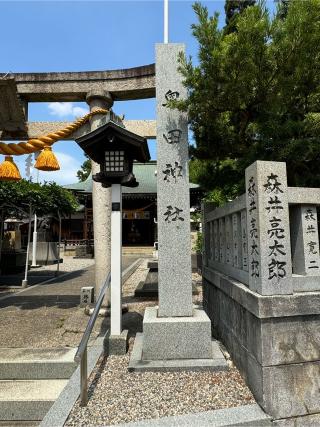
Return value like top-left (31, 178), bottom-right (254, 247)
top-left (0, 180), bottom-right (78, 219)
top-left (171, 1), bottom-right (320, 201)
top-left (224, 0), bottom-right (256, 34)
top-left (277, 0), bottom-right (290, 20)
top-left (77, 154), bottom-right (91, 182)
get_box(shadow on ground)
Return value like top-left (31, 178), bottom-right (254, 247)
top-left (0, 267), bottom-right (76, 288)
top-left (0, 269), bottom-right (88, 310)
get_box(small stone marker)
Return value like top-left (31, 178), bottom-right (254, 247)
top-left (225, 216), bottom-right (232, 265)
top-left (245, 161), bottom-right (293, 295)
top-left (80, 286), bottom-right (94, 307)
top-left (219, 218), bottom-right (225, 264)
top-left (232, 213), bottom-right (241, 268)
top-left (209, 222), bottom-right (214, 261)
top-left (214, 220), bottom-right (219, 262)
top-left (240, 210), bottom-right (248, 271)
top-left (153, 241), bottom-right (158, 259)
top-left (290, 205), bottom-right (320, 276)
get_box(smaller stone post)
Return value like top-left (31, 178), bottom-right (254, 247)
top-left (290, 205), bottom-right (320, 275)
top-left (232, 212), bottom-right (242, 269)
top-left (219, 218), bottom-right (225, 264)
top-left (245, 161), bottom-right (292, 295)
top-left (225, 216), bottom-right (232, 265)
top-left (240, 210), bottom-right (248, 271)
top-left (214, 220), bottom-right (219, 262)
top-left (209, 222), bottom-right (214, 261)
top-left (203, 201), bottom-right (215, 267)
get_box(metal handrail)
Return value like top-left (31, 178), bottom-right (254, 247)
top-left (74, 272), bottom-right (111, 406)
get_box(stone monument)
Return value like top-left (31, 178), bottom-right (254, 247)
top-left (245, 161), bottom-right (292, 295)
top-left (130, 44), bottom-right (222, 370)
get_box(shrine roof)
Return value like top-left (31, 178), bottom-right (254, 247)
top-left (64, 161), bottom-right (199, 196)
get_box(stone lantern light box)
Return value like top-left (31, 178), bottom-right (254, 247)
top-left (76, 121), bottom-right (150, 187)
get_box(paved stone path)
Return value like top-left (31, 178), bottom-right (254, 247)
top-left (0, 256), bottom-right (140, 348)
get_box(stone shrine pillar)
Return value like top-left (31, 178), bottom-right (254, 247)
top-left (133, 44), bottom-right (215, 368)
top-left (86, 90), bottom-right (113, 299)
top-left (156, 44), bottom-right (193, 317)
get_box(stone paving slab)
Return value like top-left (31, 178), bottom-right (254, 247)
top-left (116, 404), bottom-right (272, 427)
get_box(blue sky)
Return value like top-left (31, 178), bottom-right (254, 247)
top-left (0, 0), bottom-right (275, 184)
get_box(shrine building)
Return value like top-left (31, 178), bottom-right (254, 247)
top-left (63, 161), bottom-right (202, 248)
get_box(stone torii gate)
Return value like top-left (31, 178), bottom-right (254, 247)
top-left (0, 65), bottom-right (156, 296)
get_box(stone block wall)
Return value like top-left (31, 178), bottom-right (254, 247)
top-left (203, 268), bottom-right (320, 423)
top-left (203, 161), bottom-right (320, 424)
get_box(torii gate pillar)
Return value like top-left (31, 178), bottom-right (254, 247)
top-left (86, 90), bottom-right (113, 300)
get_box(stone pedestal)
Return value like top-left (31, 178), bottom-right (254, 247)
top-left (142, 306), bottom-right (212, 360)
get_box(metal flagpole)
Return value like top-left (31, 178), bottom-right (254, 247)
top-left (25, 154), bottom-right (39, 268)
top-left (164, 0), bottom-right (169, 44)
top-left (56, 211), bottom-right (62, 277)
top-left (31, 212), bottom-right (38, 267)
top-left (22, 204), bottom-right (33, 288)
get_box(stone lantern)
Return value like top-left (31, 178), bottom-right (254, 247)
top-left (76, 121), bottom-right (150, 339)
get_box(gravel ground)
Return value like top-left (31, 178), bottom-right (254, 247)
top-left (65, 349), bottom-right (254, 427)
top-left (65, 261), bottom-right (255, 427)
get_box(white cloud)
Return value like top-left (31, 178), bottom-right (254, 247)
top-left (48, 102), bottom-right (89, 118)
top-left (37, 151), bottom-right (82, 185)
top-left (48, 102), bottom-right (73, 117)
top-left (73, 106), bottom-right (89, 117)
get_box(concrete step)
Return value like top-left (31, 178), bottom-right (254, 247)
top-left (123, 247), bottom-right (153, 255)
top-left (135, 277), bottom-right (199, 298)
top-left (147, 261), bottom-right (158, 271)
top-left (0, 421), bottom-right (39, 426)
top-left (0, 348), bottom-right (77, 380)
top-left (0, 379), bottom-right (68, 421)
